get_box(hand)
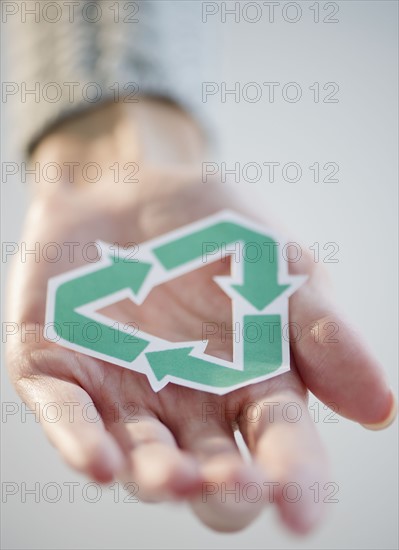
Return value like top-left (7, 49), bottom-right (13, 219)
top-left (6, 102), bottom-right (396, 534)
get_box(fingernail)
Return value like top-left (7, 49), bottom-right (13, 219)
top-left (362, 391), bottom-right (397, 431)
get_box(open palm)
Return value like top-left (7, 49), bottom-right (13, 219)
top-left (6, 168), bottom-right (395, 533)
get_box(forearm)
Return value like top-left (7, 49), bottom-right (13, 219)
top-left (6, 1), bottom-right (211, 159)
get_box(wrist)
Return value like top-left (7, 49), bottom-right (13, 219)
top-left (30, 99), bottom-right (206, 196)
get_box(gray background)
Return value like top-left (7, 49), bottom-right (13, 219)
top-left (1, 1), bottom-right (398, 549)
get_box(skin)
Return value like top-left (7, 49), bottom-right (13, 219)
top-left (6, 100), bottom-right (396, 534)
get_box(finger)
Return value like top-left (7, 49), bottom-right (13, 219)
top-left (290, 266), bottom-right (396, 428)
top-left (108, 414), bottom-right (202, 502)
top-left (171, 407), bottom-right (267, 532)
top-left (238, 382), bottom-right (329, 534)
top-left (14, 371), bottom-right (126, 483)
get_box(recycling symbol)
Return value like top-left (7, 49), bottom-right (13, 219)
top-left (45, 211), bottom-right (305, 395)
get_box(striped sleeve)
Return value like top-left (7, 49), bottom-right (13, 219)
top-left (4, 0), bottom-right (213, 156)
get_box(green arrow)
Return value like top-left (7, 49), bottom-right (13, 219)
top-left (231, 279), bottom-right (289, 311)
top-left (153, 221), bottom-right (287, 310)
top-left (53, 256), bottom-right (152, 361)
top-left (146, 314), bottom-right (282, 389)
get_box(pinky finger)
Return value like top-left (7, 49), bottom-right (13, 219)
top-left (15, 374), bottom-right (126, 483)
